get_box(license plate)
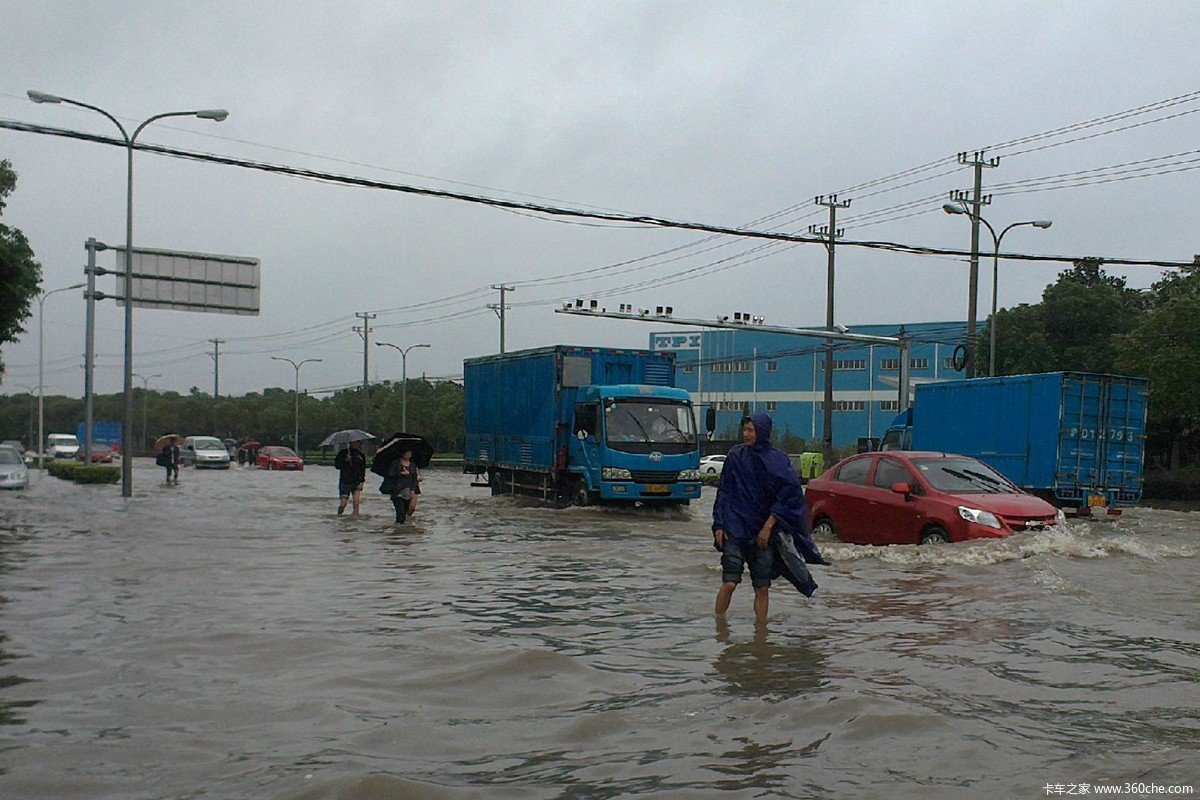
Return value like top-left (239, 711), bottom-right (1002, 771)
top-left (1087, 494), bottom-right (1108, 507)
top-left (645, 484), bottom-right (669, 494)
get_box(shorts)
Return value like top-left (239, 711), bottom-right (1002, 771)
top-left (338, 479), bottom-right (363, 498)
top-left (721, 535), bottom-right (773, 589)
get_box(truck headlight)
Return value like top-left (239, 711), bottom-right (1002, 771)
top-left (677, 469), bottom-right (700, 481)
top-left (958, 505), bottom-right (1002, 529)
top-left (602, 467), bottom-right (633, 480)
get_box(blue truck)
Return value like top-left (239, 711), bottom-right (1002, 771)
top-left (463, 345), bottom-right (703, 506)
top-left (881, 372), bottom-right (1148, 515)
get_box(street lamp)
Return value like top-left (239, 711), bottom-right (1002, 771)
top-left (271, 356), bottom-right (321, 451)
top-left (132, 372), bottom-right (161, 452)
top-left (36, 282), bottom-right (85, 467)
top-left (29, 90), bottom-right (228, 496)
top-left (944, 203), bottom-right (1052, 376)
top-left (375, 342), bottom-right (430, 431)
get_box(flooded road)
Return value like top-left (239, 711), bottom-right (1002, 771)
top-left (1, 460), bottom-right (1197, 799)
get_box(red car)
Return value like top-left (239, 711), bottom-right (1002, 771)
top-left (75, 445), bottom-right (115, 463)
top-left (805, 451), bottom-right (1064, 546)
top-left (255, 446), bottom-right (304, 471)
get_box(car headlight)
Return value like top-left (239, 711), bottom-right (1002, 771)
top-left (958, 505), bottom-right (1002, 529)
top-left (602, 467), bottom-right (633, 480)
top-left (1055, 508), bottom-right (1066, 526)
top-left (677, 469), bottom-right (700, 481)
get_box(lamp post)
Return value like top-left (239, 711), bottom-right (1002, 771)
top-left (132, 372), bottom-right (161, 452)
top-left (29, 90), bottom-right (228, 496)
top-left (375, 342), bottom-right (430, 431)
top-left (271, 357), bottom-right (321, 451)
top-left (36, 282), bottom-right (85, 467)
top-left (943, 204), bottom-right (1052, 376)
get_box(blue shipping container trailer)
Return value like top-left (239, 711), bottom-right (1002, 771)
top-left (882, 372), bottom-right (1147, 514)
top-left (463, 345), bottom-right (702, 506)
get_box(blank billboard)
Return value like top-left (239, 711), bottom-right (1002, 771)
top-left (112, 246), bottom-right (260, 315)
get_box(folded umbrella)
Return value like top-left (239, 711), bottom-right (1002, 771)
top-left (319, 429), bottom-right (376, 448)
top-left (371, 432), bottom-right (434, 473)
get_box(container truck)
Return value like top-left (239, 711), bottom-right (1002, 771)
top-left (464, 345), bottom-right (702, 506)
top-left (880, 372), bottom-right (1147, 514)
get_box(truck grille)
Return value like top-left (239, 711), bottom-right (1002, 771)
top-left (630, 470), bottom-right (678, 484)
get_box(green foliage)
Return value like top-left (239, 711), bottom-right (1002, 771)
top-left (45, 461), bottom-right (120, 484)
top-left (0, 160), bottom-right (43, 378)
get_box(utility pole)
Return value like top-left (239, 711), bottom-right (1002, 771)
top-left (952, 151), bottom-right (998, 378)
top-left (208, 339), bottom-right (224, 436)
top-left (354, 312), bottom-right (376, 430)
top-left (811, 194), bottom-right (850, 464)
top-left (488, 284), bottom-right (514, 354)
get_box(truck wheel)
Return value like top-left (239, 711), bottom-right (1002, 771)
top-left (920, 527), bottom-right (950, 545)
top-left (489, 470), bottom-right (504, 496)
top-left (574, 485), bottom-right (596, 507)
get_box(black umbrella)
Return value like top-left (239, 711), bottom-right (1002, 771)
top-left (319, 429), bottom-right (376, 448)
top-left (371, 432), bottom-right (434, 473)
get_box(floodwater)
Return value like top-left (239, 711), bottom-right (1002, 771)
top-left (1, 461), bottom-right (1197, 800)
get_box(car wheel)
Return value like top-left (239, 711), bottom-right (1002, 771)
top-left (813, 517), bottom-right (837, 540)
top-left (268, 462), bottom-right (275, 471)
top-left (920, 527), bottom-right (950, 545)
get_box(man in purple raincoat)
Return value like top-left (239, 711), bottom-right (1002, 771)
top-left (712, 413), bottom-right (827, 623)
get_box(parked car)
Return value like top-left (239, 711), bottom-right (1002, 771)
top-left (180, 436), bottom-right (233, 469)
top-left (75, 445), bottom-right (115, 463)
top-left (1, 439), bottom-right (24, 455)
top-left (699, 454), bottom-right (726, 475)
top-left (256, 446), bottom-right (304, 471)
top-left (46, 433), bottom-right (80, 459)
top-left (805, 450), bottom-right (1064, 546)
top-left (0, 445), bottom-right (29, 489)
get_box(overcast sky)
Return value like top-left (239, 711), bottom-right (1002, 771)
top-left (1, 1), bottom-right (1197, 400)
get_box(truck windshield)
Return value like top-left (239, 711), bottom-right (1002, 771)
top-left (604, 400), bottom-right (696, 454)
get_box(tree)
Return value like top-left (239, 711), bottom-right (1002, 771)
top-left (0, 160), bottom-right (43, 379)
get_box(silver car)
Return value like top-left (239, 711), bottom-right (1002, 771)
top-left (179, 436), bottom-right (232, 469)
top-left (0, 445), bottom-right (29, 489)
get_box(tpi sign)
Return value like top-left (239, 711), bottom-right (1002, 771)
top-left (651, 333), bottom-right (702, 350)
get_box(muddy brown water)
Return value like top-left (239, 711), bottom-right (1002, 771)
top-left (1, 460), bottom-right (1197, 798)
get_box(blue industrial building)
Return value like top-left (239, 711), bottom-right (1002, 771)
top-left (648, 321), bottom-right (968, 447)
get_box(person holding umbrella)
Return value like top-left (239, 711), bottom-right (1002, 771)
top-left (334, 441), bottom-right (367, 516)
top-left (372, 432), bottom-right (433, 524)
top-left (155, 434), bottom-right (182, 485)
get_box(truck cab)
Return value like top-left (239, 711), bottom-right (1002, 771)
top-left (568, 385), bottom-right (701, 504)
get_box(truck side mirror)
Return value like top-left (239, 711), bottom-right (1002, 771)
top-left (705, 407), bottom-right (716, 434)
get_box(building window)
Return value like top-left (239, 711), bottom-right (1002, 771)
top-left (881, 357), bottom-right (929, 371)
top-left (765, 361), bottom-right (778, 372)
top-left (909, 358), bottom-right (929, 370)
top-left (944, 357), bottom-right (958, 370)
top-left (682, 364), bottom-right (695, 373)
top-left (878, 400), bottom-right (900, 412)
top-left (712, 401), bottom-right (747, 412)
top-left (710, 360), bottom-right (751, 374)
top-left (765, 401), bottom-right (777, 411)
top-left (820, 400), bottom-right (866, 412)
top-left (819, 359), bottom-right (866, 371)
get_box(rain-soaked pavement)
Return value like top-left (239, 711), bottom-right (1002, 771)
top-left (0, 459), bottom-right (1197, 799)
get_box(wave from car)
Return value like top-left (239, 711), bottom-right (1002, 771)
top-left (805, 450), bottom-right (1064, 546)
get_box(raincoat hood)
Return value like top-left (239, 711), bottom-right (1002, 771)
top-left (743, 413), bottom-right (773, 451)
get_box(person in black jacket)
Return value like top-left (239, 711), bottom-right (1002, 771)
top-left (388, 447), bottom-right (421, 524)
top-left (334, 441), bottom-right (367, 516)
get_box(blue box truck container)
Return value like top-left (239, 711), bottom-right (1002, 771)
top-left (464, 345), bottom-right (702, 506)
top-left (881, 372), bottom-right (1147, 513)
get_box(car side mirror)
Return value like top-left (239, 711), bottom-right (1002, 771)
top-left (891, 482), bottom-right (911, 496)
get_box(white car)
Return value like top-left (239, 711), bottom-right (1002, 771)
top-left (0, 445), bottom-right (29, 489)
top-left (46, 433), bottom-right (80, 459)
top-left (700, 454), bottom-right (726, 475)
top-left (179, 436), bottom-right (233, 469)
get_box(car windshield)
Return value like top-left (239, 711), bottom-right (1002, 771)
top-left (604, 399), bottom-right (697, 454)
top-left (911, 457), bottom-right (1018, 494)
top-left (194, 439), bottom-right (225, 450)
top-left (50, 436), bottom-right (78, 446)
top-left (0, 448), bottom-right (22, 465)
